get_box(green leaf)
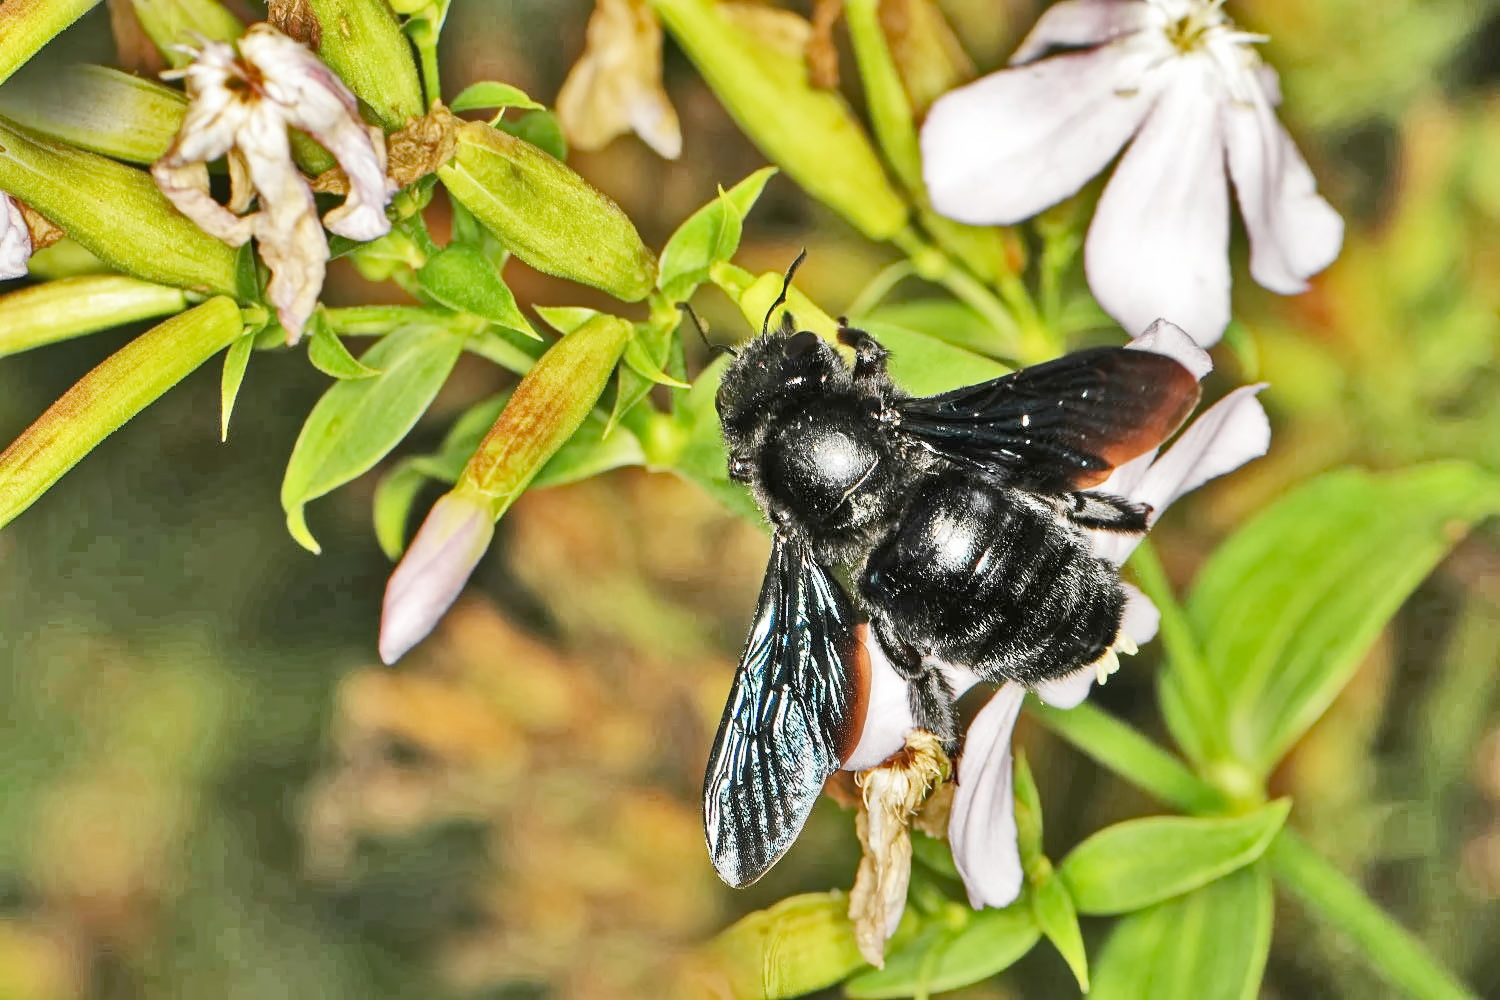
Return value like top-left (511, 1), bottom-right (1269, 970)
top-left (307, 314), bottom-right (382, 379)
top-left (280, 326), bottom-right (466, 553)
top-left (1164, 464), bottom-right (1500, 774)
top-left (417, 245), bottom-right (539, 338)
top-left (535, 305), bottom-right (601, 335)
top-left (1032, 875), bottom-right (1089, 992)
top-left (1060, 800), bottom-right (1290, 916)
top-left (854, 320), bottom-right (1009, 396)
top-left (696, 891), bottom-right (867, 999)
top-left (860, 300), bottom-right (1001, 357)
top-left (622, 328), bottom-right (691, 389)
top-left (658, 166), bottom-right (777, 300)
top-left (492, 109), bottom-right (568, 161)
top-left (1013, 750), bottom-right (1044, 870)
top-left (219, 331), bottom-right (254, 442)
top-left (846, 903), bottom-right (1039, 998)
top-left (450, 80), bottom-right (544, 114)
top-left (372, 458), bottom-right (431, 560)
top-left (1090, 864), bottom-right (1272, 1000)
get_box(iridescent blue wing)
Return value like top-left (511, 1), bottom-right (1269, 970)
top-left (703, 535), bottom-right (866, 887)
top-left (895, 347), bottom-right (1199, 491)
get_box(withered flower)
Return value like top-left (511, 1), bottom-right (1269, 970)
top-left (0, 193), bottom-right (31, 280)
top-left (556, 0), bottom-right (682, 160)
top-left (152, 24), bottom-right (395, 342)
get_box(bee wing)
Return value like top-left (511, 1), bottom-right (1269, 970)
top-left (703, 535), bottom-right (867, 888)
top-left (895, 347), bottom-right (1200, 491)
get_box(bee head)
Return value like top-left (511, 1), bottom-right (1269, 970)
top-left (716, 322), bottom-right (850, 454)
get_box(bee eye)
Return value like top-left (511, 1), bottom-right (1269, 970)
top-left (728, 454), bottom-right (755, 481)
top-left (784, 330), bottom-right (818, 358)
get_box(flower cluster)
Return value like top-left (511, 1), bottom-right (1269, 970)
top-left (921, 0), bottom-right (1343, 344)
top-left (151, 24), bottom-right (396, 343)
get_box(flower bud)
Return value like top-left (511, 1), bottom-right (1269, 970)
top-left (378, 314), bottom-right (632, 662)
top-left (0, 275), bottom-right (187, 358)
top-left (303, 0), bottom-right (423, 129)
top-left (0, 116), bottom-right (240, 295)
top-left (440, 122), bottom-right (657, 301)
top-left (378, 488), bottom-right (494, 664)
top-left (648, 0), bottom-right (908, 241)
top-left (0, 296), bottom-right (242, 528)
top-left (0, 64), bottom-right (186, 164)
top-left (0, 0), bottom-right (101, 87)
top-left (127, 0), bottom-right (245, 64)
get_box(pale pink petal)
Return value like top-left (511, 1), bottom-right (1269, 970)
top-left (1223, 85), bottom-right (1343, 295)
top-left (0, 194), bottom-right (32, 280)
top-left (922, 36), bottom-right (1165, 225)
top-left (380, 491), bottom-right (496, 664)
top-left (1084, 59), bottom-right (1231, 343)
top-left (1010, 0), bottom-right (1157, 65)
top-left (1126, 317), bottom-right (1212, 379)
top-left (1128, 383), bottom-right (1270, 518)
top-left (950, 683), bottom-right (1026, 909)
top-left (843, 630), bottom-right (918, 772)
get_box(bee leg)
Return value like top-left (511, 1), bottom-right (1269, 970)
top-left (836, 321), bottom-right (892, 389)
top-left (871, 617), bottom-right (958, 750)
top-left (1060, 491), bottom-right (1150, 532)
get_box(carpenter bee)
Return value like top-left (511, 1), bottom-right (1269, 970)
top-left (702, 264), bottom-right (1202, 889)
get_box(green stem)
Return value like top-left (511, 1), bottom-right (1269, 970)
top-left (844, 260), bottom-right (916, 319)
top-left (323, 304), bottom-right (457, 335)
top-left (1029, 700), bottom-right (1227, 815)
top-left (1267, 831), bottom-right (1478, 1000)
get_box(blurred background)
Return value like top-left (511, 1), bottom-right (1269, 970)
top-left (0, 0), bottom-right (1497, 997)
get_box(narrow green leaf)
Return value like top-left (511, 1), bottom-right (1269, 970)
top-left (280, 326), bottom-right (466, 553)
top-left (416, 244), bottom-right (539, 338)
top-left (1060, 800), bottom-right (1290, 916)
top-left (622, 332), bottom-right (691, 389)
top-left (450, 80), bottom-right (544, 114)
top-left (307, 315), bottom-right (382, 379)
top-left (855, 320), bottom-right (1010, 396)
top-left (1090, 864), bottom-right (1272, 1000)
top-left (372, 458), bottom-right (431, 560)
top-left (1013, 750), bottom-right (1045, 870)
top-left (1032, 875), bottom-right (1089, 992)
top-left (493, 108), bottom-right (568, 161)
top-left (657, 166), bottom-right (777, 300)
top-left (846, 903), bottom-right (1039, 998)
top-left (693, 891), bottom-right (867, 1000)
top-left (219, 331), bottom-right (254, 442)
top-left (1167, 464), bottom-right (1500, 774)
top-left (860, 299), bottom-right (997, 356)
top-left (534, 305), bottom-right (600, 335)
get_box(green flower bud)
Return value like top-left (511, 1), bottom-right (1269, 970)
top-left (303, 0), bottom-right (423, 129)
top-left (0, 0), bottom-right (101, 87)
top-left (0, 296), bottom-right (242, 528)
top-left (461, 313), bottom-right (632, 500)
top-left (440, 122), bottom-right (657, 301)
top-left (0, 116), bottom-right (240, 295)
top-left (649, 0), bottom-right (908, 241)
top-left (129, 0), bottom-right (245, 65)
top-left (0, 275), bottom-right (188, 358)
top-left (0, 63), bottom-right (186, 164)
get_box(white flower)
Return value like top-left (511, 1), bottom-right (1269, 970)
top-left (152, 24), bottom-right (395, 343)
top-left (845, 319), bottom-right (1271, 935)
top-left (920, 0), bottom-right (1343, 345)
top-left (0, 193), bottom-right (31, 280)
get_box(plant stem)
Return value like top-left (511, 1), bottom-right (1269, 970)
top-left (323, 305), bottom-right (457, 335)
top-left (1267, 831), bottom-right (1478, 1000)
top-left (844, 260), bottom-right (916, 319)
top-left (1029, 701), bottom-right (1227, 815)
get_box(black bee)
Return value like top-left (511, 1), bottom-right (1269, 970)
top-left (702, 270), bottom-right (1201, 889)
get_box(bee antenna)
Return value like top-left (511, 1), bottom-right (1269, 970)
top-left (678, 303), bottom-right (737, 358)
top-left (761, 248), bottom-right (809, 338)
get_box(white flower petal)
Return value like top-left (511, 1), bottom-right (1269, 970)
top-left (1, 194), bottom-right (33, 280)
top-left (626, 91), bottom-right (683, 160)
top-left (1084, 58), bottom-right (1231, 343)
top-left (843, 628), bottom-right (919, 772)
top-left (1119, 581), bottom-right (1161, 645)
top-left (950, 683), bottom-right (1025, 909)
top-left (1126, 317), bottom-right (1212, 379)
top-left (1224, 86), bottom-right (1343, 295)
top-left (380, 491), bottom-right (496, 664)
top-left (1032, 584), bottom-right (1157, 707)
top-left (922, 38), bottom-right (1164, 225)
top-left (1033, 666), bottom-right (1094, 709)
top-left (1010, 0), bottom-right (1157, 65)
top-left (1128, 382), bottom-right (1271, 518)
top-left (151, 160), bottom-right (256, 246)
